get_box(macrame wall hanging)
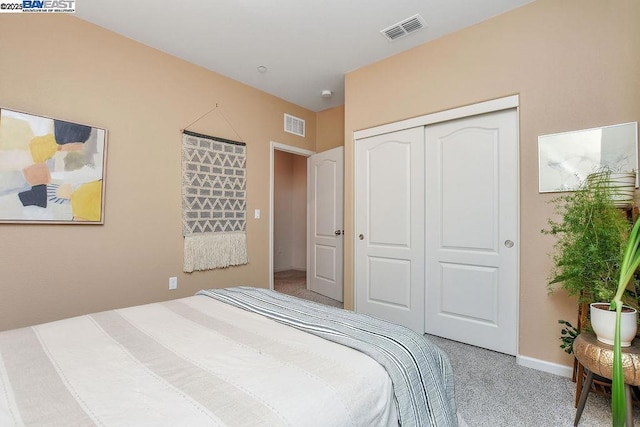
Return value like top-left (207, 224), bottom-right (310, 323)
top-left (181, 106), bottom-right (247, 272)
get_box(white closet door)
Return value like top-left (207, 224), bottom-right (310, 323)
top-left (355, 127), bottom-right (425, 333)
top-left (425, 109), bottom-right (518, 355)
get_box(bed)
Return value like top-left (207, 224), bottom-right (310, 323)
top-left (0, 287), bottom-right (459, 426)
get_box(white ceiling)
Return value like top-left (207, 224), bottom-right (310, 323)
top-left (75, 0), bottom-right (534, 112)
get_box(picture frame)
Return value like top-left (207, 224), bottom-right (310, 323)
top-left (0, 107), bottom-right (107, 224)
top-left (538, 122), bottom-right (638, 193)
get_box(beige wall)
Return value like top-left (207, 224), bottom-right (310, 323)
top-left (344, 0), bottom-right (640, 367)
top-left (0, 15), bottom-right (317, 331)
top-left (273, 151), bottom-right (307, 272)
top-left (316, 105), bottom-right (345, 152)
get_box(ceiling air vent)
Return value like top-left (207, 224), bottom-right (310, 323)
top-left (284, 113), bottom-right (305, 137)
top-left (381, 14), bottom-right (427, 42)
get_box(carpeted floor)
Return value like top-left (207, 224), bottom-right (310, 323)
top-left (273, 269), bottom-right (635, 426)
top-left (429, 334), bottom-right (640, 426)
top-left (273, 269), bottom-right (343, 308)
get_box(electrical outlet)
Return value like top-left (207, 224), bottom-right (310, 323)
top-left (169, 276), bottom-right (178, 290)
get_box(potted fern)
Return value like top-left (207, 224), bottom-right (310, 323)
top-left (544, 169), bottom-right (640, 368)
top-left (543, 173), bottom-right (633, 328)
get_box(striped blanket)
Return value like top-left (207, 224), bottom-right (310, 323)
top-left (198, 287), bottom-right (458, 427)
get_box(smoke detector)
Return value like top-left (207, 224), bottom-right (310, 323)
top-left (381, 14), bottom-right (427, 41)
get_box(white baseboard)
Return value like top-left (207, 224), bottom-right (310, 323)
top-left (516, 354), bottom-right (573, 378)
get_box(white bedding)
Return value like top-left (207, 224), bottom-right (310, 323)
top-left (0, 295), bottom-right (397, 426)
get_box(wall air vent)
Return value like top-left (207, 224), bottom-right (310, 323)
top-left (284, 113), bottom-right (305, 137)
top-left (381, 14), bottom-right (427, 41)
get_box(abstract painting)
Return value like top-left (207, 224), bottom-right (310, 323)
top-left (538, 122), bottom-right (638, 192)
top-left (0, 108), bottom-right (107, 223)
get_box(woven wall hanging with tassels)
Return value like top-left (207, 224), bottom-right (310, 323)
top-left (181, 130), bottom-right (247, 272)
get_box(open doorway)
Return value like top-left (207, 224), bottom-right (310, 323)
top-left (273, 149), bottom-right (308, 281)
top-left (269, 142), bottom-right (314, 292)
top-left (269, 142), bottom-right (343, 308)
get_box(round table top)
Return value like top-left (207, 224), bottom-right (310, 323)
top-left (574, 333), bottom-right (640, 386)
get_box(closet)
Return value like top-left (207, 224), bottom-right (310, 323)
top-left (354, 96), bottom-right (519, 355)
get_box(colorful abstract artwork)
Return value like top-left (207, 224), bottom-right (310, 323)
top-left (0, 108), bottom-right (107, 223)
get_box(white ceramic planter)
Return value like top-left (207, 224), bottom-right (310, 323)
top-left (590, 303), bottom-right (638, 347)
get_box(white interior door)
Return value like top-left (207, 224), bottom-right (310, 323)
top-left (425, 109), bottom-right (518, 355)
top-left (355, 127), bottom-right (425, 333)
top-left (308, 147), bottom-right (344, 301)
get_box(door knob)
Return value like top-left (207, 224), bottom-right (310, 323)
top-left (335, 230), bottom-right (343, 236)
top-left (359, 234), bottom-right (364, 240)
top-left (504, 240), bottom-right (514, 248)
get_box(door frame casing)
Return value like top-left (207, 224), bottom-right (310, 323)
top-left (269, 141), bottom-right (315, 290)
top-left (352, 94), bottom-right (520, 354)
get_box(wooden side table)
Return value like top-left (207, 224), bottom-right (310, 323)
top-left (573, 333), bottom-right (640, 426)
